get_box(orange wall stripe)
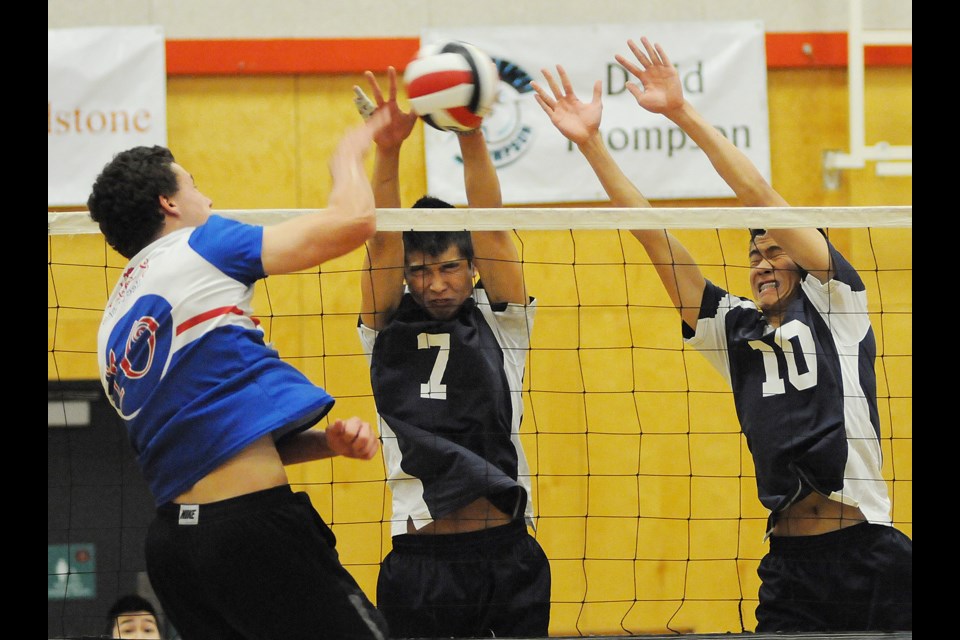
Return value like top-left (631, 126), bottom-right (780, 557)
top-left (764, 32), bottom-right (910, 68)
top-left (165, 38), bottom-right (421, 75)
top-left (165, 33), bottom-right (911, 76)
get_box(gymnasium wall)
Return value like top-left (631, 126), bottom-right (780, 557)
top-left (48, 0), bottom-right (912, 36)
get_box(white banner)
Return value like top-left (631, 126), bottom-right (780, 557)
top-left (421, 22), bottom-right (769, 205)
top-left (48, 26), bottom-right (167, 207)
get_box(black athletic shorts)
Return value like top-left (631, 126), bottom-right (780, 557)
top-left (756, 522), bottom-right (912, 632)
top-left (145, 485), bottom-right (389, 640)
top-left (377, 520), bottom-right (551, 639)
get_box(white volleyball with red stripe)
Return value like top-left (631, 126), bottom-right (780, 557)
top-left (403, 41), bottom-right (499, 132)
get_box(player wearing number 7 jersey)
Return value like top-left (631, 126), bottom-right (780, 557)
top-left (531, 36), bottom-right (911, 632)
top-left (354, 67), bottom-right (550, 639)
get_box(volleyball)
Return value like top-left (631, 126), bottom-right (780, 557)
top-left (403, 41), bottom-right (499, 133)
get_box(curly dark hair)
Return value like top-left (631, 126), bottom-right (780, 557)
top-left (88, 146), bottom-right (178, 259)
top-left (404, 195), bottom-right (474, 263)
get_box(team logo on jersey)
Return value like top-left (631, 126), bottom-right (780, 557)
top-left (104, 258), bottom-right (149, 321)
top-left (104, 294), bottom-right (173, 419)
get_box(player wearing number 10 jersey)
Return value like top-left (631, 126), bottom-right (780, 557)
top-left (531, 35), bottom-right (910, 632)
top-left (687, 235), bottom-right (889, 535)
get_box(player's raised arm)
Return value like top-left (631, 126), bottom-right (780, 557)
top-left (531, 64), bottom-right (706, 328)
top-left (616, 37), bottom-right (831, 282)
top-left (459, 129), bottom-right (526, 305)
top-left (261, 110), bottom-right (387, 275)
top-left (355, 67), bottom-right (417, 329)
top-left (357, 67), bottom-right (418, 209)
top-left (617, 37), bottom-right (787, 209)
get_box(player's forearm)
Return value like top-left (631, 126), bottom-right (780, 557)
top-left (262, 193), bottom-right (375, 275)
top-left (459, 131), bottom-right (502, 208)
top-left (275, 429), bottom-right (335, 465)
top-left (665, 101), bottom-right (786, 207)
top-left (630, 229), bottom-right (706, 327)
top-left (577, 132), bottom-right (652, 209)
top-left (372, 146), bottom-right (402, 208)
top-left (765, 228), bottom-right (832, 278)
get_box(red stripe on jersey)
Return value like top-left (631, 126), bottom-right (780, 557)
top-left (177, 306), bottom-right (246, 335)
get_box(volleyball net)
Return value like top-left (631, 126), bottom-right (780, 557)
top-left (48, 206), bottom-right (912, 639)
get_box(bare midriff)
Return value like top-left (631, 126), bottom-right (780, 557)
top-left (173, 434), bottom-right (289, 504)
top-left (407, 496), bottom-right (513, 535)
top-left (770, 491), bottom-right (867, 537)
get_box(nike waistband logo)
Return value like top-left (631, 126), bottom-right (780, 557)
top-left (178, 504), bottom-right (200, 525)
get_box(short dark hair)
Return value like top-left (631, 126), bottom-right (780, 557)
top-left (403, 196), bottom-right (474, 264)
top-left (749, 228), bottom-right (828, 242)
top-left (411, 195), bottom-right (455, 211)
top-left (104, 594), bottom-right (159, 636)
top-left (88, 146), bottom-right (178, 259)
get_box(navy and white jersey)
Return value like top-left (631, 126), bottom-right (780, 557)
top-left (97, 215), bottom-right (334, 506)
top-left (683, 241), bottom-right (891, 534)
top-left (358, 285), bottom-right (536, 537)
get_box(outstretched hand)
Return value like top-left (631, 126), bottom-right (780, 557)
top-left (530, 65), bottom-right (602, 146)
top-left (325, 417), bottom-right (380, 461)
top-left (354, 66), bottom-right (418, 150)
top-left (615, 37), bottom-right (684, 115)
top-left (327, 108), bottom-right (389, 183)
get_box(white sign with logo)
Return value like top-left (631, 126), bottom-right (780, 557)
top-left (420, 22), bottom-right (769, 205)
top-left (48, 26), bottom-right (167, 207)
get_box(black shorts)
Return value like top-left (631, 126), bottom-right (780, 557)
top-left (377, 520), bottom-right (551, 639)
top-left (145, 485), bottom-right (389, 640)
top-left (756, 522), bottom-right (912, 632)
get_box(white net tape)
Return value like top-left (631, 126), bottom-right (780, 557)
top-left (48, 206), bottom-right (912, 235)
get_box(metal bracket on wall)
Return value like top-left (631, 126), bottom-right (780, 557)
top-left (821, 0), bottom-right (912, 188)
top-left (822, 150), bottom-right (842, 191)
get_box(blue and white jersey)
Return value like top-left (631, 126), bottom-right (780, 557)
top-left (359, 285), bottom-right (536, 537)
top-left (683, 242), bottom-right (891, 534)
top-left (97, 215), bottom-right (334, 506)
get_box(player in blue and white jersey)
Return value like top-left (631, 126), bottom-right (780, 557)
top-left (88, 113), bottom-right (392, 640)
top-left (532, 37), bottom-right (911, 632)
top-left (353, 68), bottom-right (551, 639)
